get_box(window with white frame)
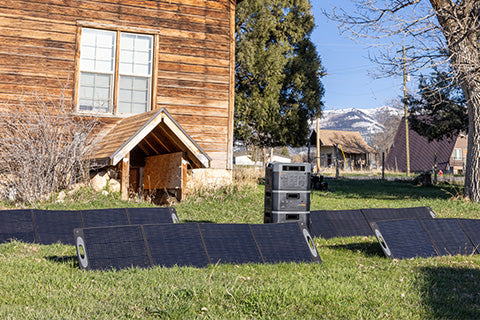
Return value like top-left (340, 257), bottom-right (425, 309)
top-left (78, 28), bottom-right (153, 115)
top-left (453, 148), bottom-right (462, 160)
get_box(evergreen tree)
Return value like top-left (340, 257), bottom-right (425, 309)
top-left (235, 0), bottom-right (324, 151)
top-left (407, 70), bottom-right (468, 141)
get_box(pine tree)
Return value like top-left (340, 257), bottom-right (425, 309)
top-left (408, 70), bottom-right (468, 141)
top-left (235, 0), bottom-right (324, 152)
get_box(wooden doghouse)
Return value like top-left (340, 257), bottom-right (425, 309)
top-left (91, 108), bottom-right (210, 200)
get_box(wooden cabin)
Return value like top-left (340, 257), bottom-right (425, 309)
top-left (0, 0), bottom-right (243, 199)
top-left (308, 129), bottom-right (375, 170)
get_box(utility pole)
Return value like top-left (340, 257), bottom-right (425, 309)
top-left (402, 45), bottom-right (410, 177)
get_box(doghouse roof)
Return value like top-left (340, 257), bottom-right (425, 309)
top-left (91, 108), bottom-right (211, 168)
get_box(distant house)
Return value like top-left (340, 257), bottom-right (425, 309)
top-left (385, 118), bottom-right (467, 173)
top-left (0, 0), bottom-right (243, 199)
top-left (308, 129), bottom-right (375, 170)
top-left (234, 151), bottom-right (291, 166)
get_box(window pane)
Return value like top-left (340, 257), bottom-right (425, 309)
top-left (118, 102), bottom-right (131, 114)
top-left (96, 60), bottom-right (114, 73)
top-left (118, 75), bottom-right (150, 114)
top-left (82, 46), bottom-right (96, 60)
top-left (135, 63), bottom-right (150, 75)
top-left (80, 58), bottom-right (95, 72)
top-left (119, 88), bottom-right (132, 102)
top-left (119, 33), bottom-right (152, 76)
top-left (133, 90), bottom-right (148, 102)
top-left (120, 50), bottom-right (134, 63)
top-left (133, 103), bottom-right (147, 114)
top-left (135, 36), bottom-right (152, 51)
top-left (119, 62), bottom-right (133, 75)
top-left (119, 76), bottom-right (133, 89)
top-left (97, 47), bottom-right (114, 61)
top-left (80, 86), bottom-right (94, 99)
top-left (80, 28), bottom-right (115, 73)
top-left (453, 148), bottom-right (462, 160)
top-left (122, 34), bottom-right (135, 50)
top-left (79, 98), bottom-right (93, 111)
top-left (80, 73), bottom-right (94, 86)
top-left (81, 29), bottom-right (97, 45)
top-left (79, 72), bottom-right (112, 113)
top-left (133, 78), bottom-right (148, 90)
top-left (136, 52), bottom-right (150, 63)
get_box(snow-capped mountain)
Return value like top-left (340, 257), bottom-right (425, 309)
top-left (312, 106), bottom-right (403, 143)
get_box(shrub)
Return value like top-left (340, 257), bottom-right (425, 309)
top-left (0, 91), bottom-right (99, 204)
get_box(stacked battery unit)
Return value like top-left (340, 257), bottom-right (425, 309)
top-left (264, 163), bottom-right (311, 227)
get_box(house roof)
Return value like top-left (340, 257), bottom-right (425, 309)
top-left (310, 129), bottom-right (375, 154)
top-left (385, 118), bottom-right (457, 172)
top-left (91, 108), bottom-right (210, 168)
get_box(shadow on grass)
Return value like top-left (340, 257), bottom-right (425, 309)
top-left (46, 255), bottom-right (79, 266)
top-left (323, 241), bottom-right (385, 258)
top-left (320, 178), bottom-right (460, 200)
top-left (419, 266), bottom-right (480, 319)
top-left (182, 219), bottom-right (215, 223)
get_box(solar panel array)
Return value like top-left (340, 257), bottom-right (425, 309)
top-left (309, 207), bottom-right (437, 239)
top-left (74, 222), bottom-right (322, 270)
top-left (372, 218), bottom-right (480, 259)
top-left (0, 207), bottom-right (179, 245)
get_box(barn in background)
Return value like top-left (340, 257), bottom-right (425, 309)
top-left (386, 117), bottom-right (467, 174)
top-left (0, 0), bottom-right (242, 199)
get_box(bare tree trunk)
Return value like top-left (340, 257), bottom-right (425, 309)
top-left (429, 0), bottom-right (480, 201)
top-left (463, 85), bottom-right (480, 201)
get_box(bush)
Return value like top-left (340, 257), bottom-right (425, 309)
top-left (0, 91), bottom-right (99, 204)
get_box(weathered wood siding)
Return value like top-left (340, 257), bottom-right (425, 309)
top-left (0, 0), bottom-right (236, 169)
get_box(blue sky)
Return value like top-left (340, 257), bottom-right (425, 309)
top-left (311, 3), bottom-right (404, 110)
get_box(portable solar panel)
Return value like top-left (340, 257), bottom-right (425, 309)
top-left (420, 219), bottom-right (475, 256)
top-left (142, 224), bottom-right (209, 267)
top-left (81, 208), bottom-right (129, 227)
top-left (458, 219), bottom-right (480, 253)
top-left (199, 224), bottom-right (263, 265)
top-left (75, 222), bottom-right (323, 270)
top-left (361, 207), bottom-right (436, 224)
top-left (126, 207), bottom-right (179, 225)
top-left (250, 223), bottom-right (321, 264)
top-left (309, 210), bottom-right (338, 238)
top-left (34, 210), bottom-right (82, 245)
top-left (371, 219), bottom-right (438, 259)
top-left (395, 206), bottom-right (436, 219)
top-left (75, 225), bottom-right (151, 270)
top-left (0, 209), bottom-right (35, 243)
top-left (360, 208), bottom-right (399, 224)
top-left (326, 210), bottom-right (372, 237)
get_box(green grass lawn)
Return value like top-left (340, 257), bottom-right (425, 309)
top-left (1, 179), bottom-right (480, 319)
